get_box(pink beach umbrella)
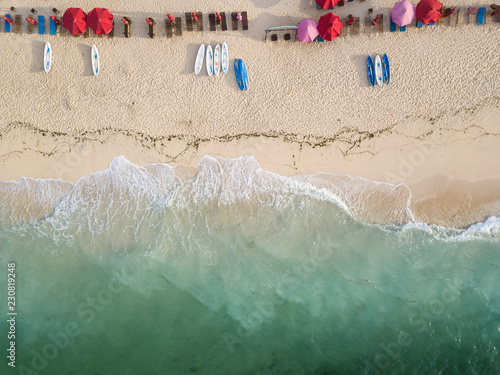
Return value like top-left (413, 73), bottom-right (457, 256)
top-left (391, 0), bottom-right (416, 26)
top-left (297, 18), bottom-right (319, 43)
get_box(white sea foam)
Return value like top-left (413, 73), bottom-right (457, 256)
top-left (0, 156), bottom-right (499, 244)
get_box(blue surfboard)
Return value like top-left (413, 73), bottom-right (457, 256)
top-left (382, 54), bottom-right (390, 85)
top-left (239, 59), bottom-right (249, 91)
top-left (367, 56), bottom-right (375, 87)
top-left (234, 59), bottom-right (244, 91)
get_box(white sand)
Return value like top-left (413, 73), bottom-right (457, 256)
top-left (0, 0), bottom-right (499, 226)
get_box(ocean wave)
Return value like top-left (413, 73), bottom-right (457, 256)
top-left (0, 156), bottom-right (499, 241)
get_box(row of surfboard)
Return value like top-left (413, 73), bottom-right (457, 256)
top-left (194, 42), bottom-right (248, 91)
top-left (367, 54), bottom-right (390, 87)
top-left (194, 42), bottom-right (228, 77)
top-left (43, 41), bottom-right (100, 77)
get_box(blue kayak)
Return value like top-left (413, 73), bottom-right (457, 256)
top-left (234, 59), bottom-right (244, 91)
top-left (367, 56), bottom-right (375, 87)
top-left (382, 54), bottom-right (390, 85)
top-left (239, 59), bottom-right (249, 91)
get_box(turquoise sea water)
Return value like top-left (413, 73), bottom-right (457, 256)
top-left (0, 156), bottom-right (499, 374)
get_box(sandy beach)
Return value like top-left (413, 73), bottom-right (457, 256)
top-left (0, 0), bottom-right (499, 227)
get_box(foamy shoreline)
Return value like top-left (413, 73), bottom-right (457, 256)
top-left (0, 0), bottom-right (499, 227)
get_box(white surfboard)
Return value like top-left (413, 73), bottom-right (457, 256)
top-left (194, 43), bottom-right (205, 75)
top-left (221, 42), bottom-right (228, 75)
top-left (214, 44), bottom-right (220, 77)
top-left (374, 54), bottom-right (383, 87)
top-left (44, 41), bottom-right (52, 74)
top-left (206, 45), bottom-right (213, 77)
top-left (91, 45), bottom-right (99, 77)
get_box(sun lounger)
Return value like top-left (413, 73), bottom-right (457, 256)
top-left (468, 8), bottom-right (477, 24)
top-left (353, 17), bottom-right (360, 35)
top-left (221, 12), bottom-right (227, 31)
top-left (27, 18), bottom-right (34, 34)
top-left (37, 15), bottom-right (45, 34)
top-left (447, 8), bottom-right (457, 26)
top-left (344, 16), bottom-right (358, 36)
top-left (185, 13), bottom-right (193, 32)
top-left (364, 14), bottom-right (373, 33)
top-left (197, 12), bottom-right (203, 31)
top-left (165, 19), bottom-right (173, 38)
top-left (49, 16), bottom-right (57, 34)
top-left (340, 18), bottom-right (348, 37)
top-left (124, 17), bottom-right (131, 38)
top-left (14, 15), bottom-right (21, 33)
top-left (148, 18), bottom-right (156, 38)
top-left (485, 8), bottom-right (493, 24)
top-left (4, 14), bottom-right (12, 32)
top-left (209, 13), bottom-right (216, 31)
top-left (242, 11), bottom-right (248, 30)
top-left (377, 14), bottom-right (384, 32)
top-left (416, 20), bottom-right (424, 27)
top-left (457, 7), bottom-right (465, 26)
top-left (59, 18), bottom-right (67, 35)
top-left (231, 12), bottom-right (238, 30)
top-left (477, 7), bottom-right (485, 24)
top-left (438, 8), bottom-right (446, 25)
top-left (390, 16), bottom-right (397, 32)
top-left (493, 6), bottom-right (500, 23)
top-left (174, 17), bottom-right (182, 36)
top-left (108, 21), bottom-right (114, 38)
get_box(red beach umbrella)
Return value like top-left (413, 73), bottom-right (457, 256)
top-left (315, 0), bottom-right (341, 9)
top-left (415, 0), bottom-right (443, 24)
top-left (87, 8), bottom-right (114, 35)
top-left (62, 8), bottom-right (87, 34)
top-left (317, 12), bottom-right (343, 41)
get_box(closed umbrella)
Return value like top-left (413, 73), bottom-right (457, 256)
top-left (315, 0), bottom-right (341, 9)
top-left (62, 8), bottom-right (87, 34)
top-left (317, 12), bottom-right (343, 41)
top-left (87, 8), bottom-right (114, 35)
top-left (415, 0), bottom-right (442, 24)
top-left (391, 0), bottom-right (416, 26)
top-left (296, 18), bottom-right (319, 42)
